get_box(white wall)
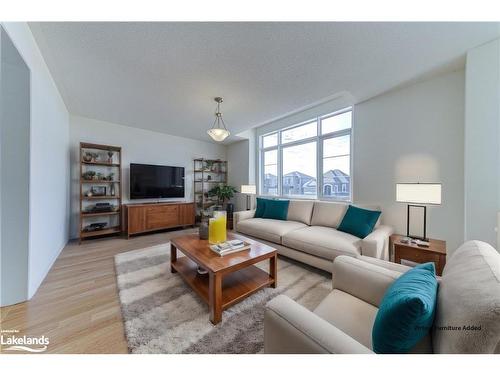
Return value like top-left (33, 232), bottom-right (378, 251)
top-left (227, 140), bottom-right (249, 190)
top-left (464, 39), bottom-right (500, 248)
top-left (354, 70), bottom-right (465, 252)
top-left (254, 94), bottom-right (354, 139)
top-left (1, 29), bottom-right (30, 306)
top-left (227, 139), bottom-right (250, 211)
top-left (227, 128), bottom-right (258, 211)
top-left (69, 115), bottom-right (227, 238)
top-left (241, 128), bottom-right (257, 186)
top-left (0, 23), bottom-right (70, 302)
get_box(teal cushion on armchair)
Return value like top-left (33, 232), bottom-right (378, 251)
top-left (372, 262), bottom-right (438, 354)
top-left (337, 205), bottom-right (381, 238)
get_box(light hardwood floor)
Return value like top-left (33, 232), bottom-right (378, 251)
top-left (0, 228), bottom-right (195, 354)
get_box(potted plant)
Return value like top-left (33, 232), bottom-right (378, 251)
top-left (82, 171), bottom-right (96, 181)
top-left (208, 185), bottom-right (237, 211)
top-left (204, 160), bottom-right (214, 172)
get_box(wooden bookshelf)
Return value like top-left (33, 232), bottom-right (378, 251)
top-left (193, 158), bottom-right (227, 223)
top-left (84, 195), bottom-right (121, 200)
top-left (79, 142), bottom-right (122, 243)
top-left (80, 225), bottom-right (121, 238)
top-left (81, 179), bottom-right (120, 183)
top-left (81, 211), bottom-right (121, 218)
top-left (82, 161), bottom-right (121, 167)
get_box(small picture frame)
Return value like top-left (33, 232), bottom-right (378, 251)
top-left (91, 186), bottom-right (107, 196)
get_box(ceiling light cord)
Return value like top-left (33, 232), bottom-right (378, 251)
top-left (220, 117), bottom-right (228, 131)
top-left (211, 99), bottom-right (228, 131)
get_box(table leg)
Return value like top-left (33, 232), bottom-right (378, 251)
top-left (209, 272), bottom-right (222, 324)
top-left (270, 254), bottom-right (277, 288)
top-left (170, 243), bottom-right (177, 273)
top-left (437, 254), bottom-right (446, 276)
top-left (394, 247), bottom-right (401, 265)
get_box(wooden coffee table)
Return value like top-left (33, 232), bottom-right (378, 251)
top-left (170, 232), bottom-right (277, 324)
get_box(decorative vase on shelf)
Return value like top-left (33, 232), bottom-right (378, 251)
top-left (209, 210), bottom-right (227, 244)
top-left (83, 153), bottom-right (93, 162)
top-left (110, 184), bottom-right (116, 196)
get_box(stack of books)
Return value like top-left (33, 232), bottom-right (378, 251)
top-left (209, 240), bottom-right (251, 256)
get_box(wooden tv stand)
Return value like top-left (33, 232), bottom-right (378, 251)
top-left (123, 202), bottom-right (195, 238)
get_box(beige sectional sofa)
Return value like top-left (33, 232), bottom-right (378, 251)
top-left (233, 199), bottom-right (393, 272)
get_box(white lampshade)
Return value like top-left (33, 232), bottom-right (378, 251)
top-left (240, 185), bottom-right (256, 194)
top-left (396, 183), bottom-right (442, 205)
top-left (207, 128), bottom-right (230, 142)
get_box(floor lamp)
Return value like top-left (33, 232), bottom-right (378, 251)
top-left (240, 185), bottom-right (256, 210)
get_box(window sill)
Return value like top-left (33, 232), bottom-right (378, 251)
top-left (258, 194), bottom-right (352, 204)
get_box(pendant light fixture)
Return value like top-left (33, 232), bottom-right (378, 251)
top-left (207, 97), bottom-right (230, 142)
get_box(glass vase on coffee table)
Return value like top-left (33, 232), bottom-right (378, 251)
top-left (209, 210), bottom-right (227, 244)
top-left (196, 211), bottom-right (227, 276)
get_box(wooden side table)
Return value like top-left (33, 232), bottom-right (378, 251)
top-left (389, 234), bottom-right (447, 276)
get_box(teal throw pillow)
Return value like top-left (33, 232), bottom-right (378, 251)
top-left (262, 199), bottom-right (290, 221)
top-left (254, 197), bottom-right (271, 218)
top-left (372, 262), bottom-right (438, 354)
top-left (337, 205), bottom-right (381, 238)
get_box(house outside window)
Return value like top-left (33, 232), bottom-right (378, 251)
top-left (323, 184), bottom-right (332, 196)
top-left (259, 107), bottom-right (352, 201)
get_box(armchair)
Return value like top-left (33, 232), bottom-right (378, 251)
top-left (265, 255), bottom-right (406, 353)
top-left (264, 240), bottom-right (500, 354)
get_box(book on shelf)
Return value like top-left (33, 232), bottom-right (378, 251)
top-left (209, 240), bottom-right (251, 256)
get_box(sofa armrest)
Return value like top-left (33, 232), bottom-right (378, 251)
top-left (264, 295), bottom-right (373, 354)
top-left (358, 255), bottom-right (412, 273)
top-left (332, 256), bottom-right (404, 307)
top-left (233, 210), bottom-right (255, 230)
top-left (359, 255), bottom-right (442, 282)
top-left (360, 225), bottom-right (394, 260)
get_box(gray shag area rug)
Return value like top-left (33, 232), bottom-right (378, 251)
top-left (114, 242), bottom-right (331, 354)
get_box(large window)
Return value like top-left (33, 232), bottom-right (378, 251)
top-left (282, 141), bottom-right (317, 197)
top-left (262, 149), bottom-right (278, 195)
top-left (259, 108), bottom-right (352, 201)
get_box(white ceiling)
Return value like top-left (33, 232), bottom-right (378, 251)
top-left (29, 22), bottom-right (500, 143)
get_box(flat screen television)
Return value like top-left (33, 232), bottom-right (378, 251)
top-left (130, 163), bottom-right (185, 199)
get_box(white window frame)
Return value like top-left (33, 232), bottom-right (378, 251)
top-left (259, 107), bottom-right (353, 202)
top-left (261, 146), bottom-right (279, 196)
